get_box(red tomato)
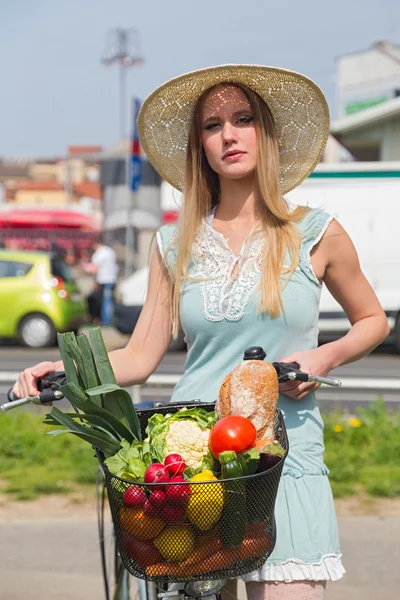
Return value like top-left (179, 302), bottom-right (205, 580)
top-left (209, 416), bottom-right (257, 458)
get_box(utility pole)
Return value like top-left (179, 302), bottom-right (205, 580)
top-left (101, 28), bottom-right (144, 139)
top-left (101, 28), bottom-right (144, 278)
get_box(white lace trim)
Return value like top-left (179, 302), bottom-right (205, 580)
top-left (191, 214), bottom-right (264, 322)
top-left (242, 553), bottom-right (345, 583)
top-left (306, 214), bottom-right (336, 287)
top-left (158, 210), bottom-right (333, 320)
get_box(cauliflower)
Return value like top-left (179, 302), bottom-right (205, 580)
top-left (165, 420), bottom-right (211, 470)
top-left (145, 407), bottom-right (217, 477)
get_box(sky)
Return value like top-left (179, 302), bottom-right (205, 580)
top-left (1, 0), bottom-right (399, 158)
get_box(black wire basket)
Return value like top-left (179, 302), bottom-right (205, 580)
top-left (99, 403), bottom-right (289, 582)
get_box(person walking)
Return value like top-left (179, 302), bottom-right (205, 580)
top-left (86, 235), bottom-right (118, 326)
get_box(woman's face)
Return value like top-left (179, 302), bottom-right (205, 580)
top-left (200, 84), bottom-right (257, 181)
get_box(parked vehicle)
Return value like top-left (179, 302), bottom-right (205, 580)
top-left (114, 267), bottom-right (186, 351)
top-left (287, 161), bottom-right (400, 351)
top-left (0, 250), bottom-right (87, 347)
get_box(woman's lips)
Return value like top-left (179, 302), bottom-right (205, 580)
top-left (223, 151), bottom-right (245, 161)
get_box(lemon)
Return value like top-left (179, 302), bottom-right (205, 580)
top-left (154, 525), bottom-right (195, 561)
top-left (187, 470), bottom-right (224, 531)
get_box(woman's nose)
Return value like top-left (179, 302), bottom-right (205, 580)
top-left (222, 122), bottom-right (237, 144)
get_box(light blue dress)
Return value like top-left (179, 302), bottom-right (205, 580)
top-left (156, 207), bottom-right (345, 582)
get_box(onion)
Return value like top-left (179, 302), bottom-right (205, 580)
top-left (164, 453), bottom-right (186, 476)
top-left (144, 463), bottom-right (170, 489)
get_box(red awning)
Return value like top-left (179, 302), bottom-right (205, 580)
top-left (0, 210), bottom-right (99, 230)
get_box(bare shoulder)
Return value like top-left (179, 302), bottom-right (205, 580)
top-left (310, 218), bottom-right (359, 284)
top-left (313, 218), bottom-right (357, 265)
top-left (322, 218), bottom-right (348, 241)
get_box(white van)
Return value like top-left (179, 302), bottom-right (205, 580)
top-left (287, 161), bottom-right (399, 351)
top-left (116, 164), bottom-right (400, 352)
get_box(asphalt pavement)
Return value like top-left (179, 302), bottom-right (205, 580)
top-left (1, 327), bottom-right (400, 410)
top-left (0, 516), bottom-right (399, 600)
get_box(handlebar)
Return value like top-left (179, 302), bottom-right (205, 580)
top-left (273, 362), bottom-right (342, 388)
top-left (1, 372), bottom-right (67, 413)
top-left (1, 361), bottom-right (342, 414)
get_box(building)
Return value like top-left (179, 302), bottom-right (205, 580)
top-left (100, 140), bottom-right (162, 270)
top-left (332, 40), bottom-right (400, 161)
top-left (28, 145), bottom-right (102, 186)
top-left (4, 179), bottom-right (102, 208)
top-left (337, 40), bottom-right (400, 118)
top-left (0, 159), bottom-right (30, 188)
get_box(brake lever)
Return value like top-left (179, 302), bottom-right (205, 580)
top-left (272, 362), bottom-right (342, 388)
top-left (1, 371), bottom-right (67, 413)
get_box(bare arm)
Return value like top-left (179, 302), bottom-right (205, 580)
top-left (279, 219), bottom-right (390, 398)
top-left (317, 219), bottom-right (390, 368)
top-left (108, 248), bottom-right (173, 386)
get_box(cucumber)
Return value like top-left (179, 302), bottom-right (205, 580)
top-left (238, 447), bottom-right (260, 475)
top-left (219, 451), bottom-right (247, 548)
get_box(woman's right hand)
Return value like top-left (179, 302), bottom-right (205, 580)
top-left (12, 361), bottom-right (58, 399)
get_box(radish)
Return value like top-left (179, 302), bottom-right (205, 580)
top-left (164, 453), bottom-right (186, 476)
top-left (144, 463), bottom-right (170, 489)
top-left (165, 476), bottom-right (191, 503)
top-left (123, 485), bottom-right (146, 508)
top-left (147, 489), bottom-right (167, 508)
top-left (144, 498), bottom-right (162, 517)
top-left (161, 504), bottom-right (186, 523)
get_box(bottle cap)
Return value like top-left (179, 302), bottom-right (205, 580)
top-left (243, 346), bottom-right (266, 361)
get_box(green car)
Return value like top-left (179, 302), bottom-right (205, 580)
top-left (0, 250), bottom-right (87, 348)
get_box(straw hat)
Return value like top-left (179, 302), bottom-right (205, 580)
top-left (138, 64), bottom-right (330, 195)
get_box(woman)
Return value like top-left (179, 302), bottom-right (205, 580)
top-left (14, 65), bottom-right (389, 599)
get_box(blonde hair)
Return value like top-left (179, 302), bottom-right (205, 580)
top-left (165, 83), bottom-right (309, 337)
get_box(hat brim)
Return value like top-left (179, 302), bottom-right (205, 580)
top-left (138, 64), bottom-right (330, 194)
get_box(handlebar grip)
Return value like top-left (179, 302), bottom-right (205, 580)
top-left (292, 371), bottom-right (308, 382)
top-left (39, 389), bottom-right (61, 403)
top-left (286, 362), bottom-right (300, 371)
top-left (7, 388), bottom-right (17, 402)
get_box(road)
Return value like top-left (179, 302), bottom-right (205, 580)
top-left (1, 331), bottom-right (399, 411)
top-left (0, 516), bottom-right (399, 600)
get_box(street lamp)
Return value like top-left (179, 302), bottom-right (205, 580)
top-left (101, 28), bottom-right (144, 140)
top-left (101, 28), bottom-right (144, 279)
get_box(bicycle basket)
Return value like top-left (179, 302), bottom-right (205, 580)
top-left (99, 403), bottom-right (288, 582)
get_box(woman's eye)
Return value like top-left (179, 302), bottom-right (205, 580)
top-left (237, 116), bottom-right (254, 124)
top-left (204, 122), bottom-right (220, 130)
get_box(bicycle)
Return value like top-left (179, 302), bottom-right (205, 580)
top-left (2, 347), bottom-right (341, 600)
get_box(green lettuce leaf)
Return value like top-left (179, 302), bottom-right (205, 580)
top-left (104, 438), bottom-right (147, 480)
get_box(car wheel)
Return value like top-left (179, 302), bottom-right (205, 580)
top-left (19, 314), bottom-right (57, 348)
top-left (395, 316), bottom-right (400, 354)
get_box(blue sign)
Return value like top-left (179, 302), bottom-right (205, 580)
top-left (130, 97), bottom-right (142, 192)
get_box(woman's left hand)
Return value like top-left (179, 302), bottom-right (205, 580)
top-left (278, 347), bottom-right (334, 400)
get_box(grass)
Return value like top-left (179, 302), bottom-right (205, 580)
top-left (1, 399), bottom-right (400, 501)
top-left (0, 411), bottom-right (97, 500)
top-left (324, 398), bottom-right (400, 498)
